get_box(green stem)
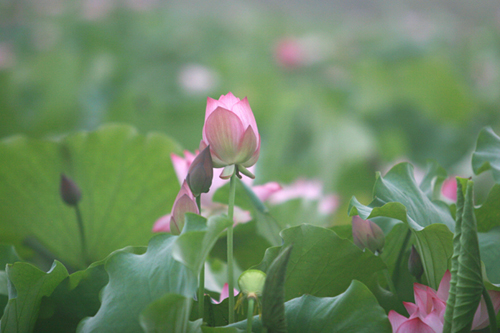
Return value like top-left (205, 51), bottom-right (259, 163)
top-left (246, 297), bottom-right (255, 333)
top-left (74, 204), bottom-right (88, 265)
top-left (383, 268), bottom-right (397, 295)
top-left (227, 171), bottom-right (237, 324)
top-left (196, 195), bottom-right (205, 321)
top-left (392, 228), bottom-right (411, 289)
top-left (483, 285), bottom-right (497, 333)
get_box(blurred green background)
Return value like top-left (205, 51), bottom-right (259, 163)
top-left (1, 0), bottom-right (500, 224)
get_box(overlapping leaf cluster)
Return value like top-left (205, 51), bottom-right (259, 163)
top-left (0, 125), bottom-right (499, 332)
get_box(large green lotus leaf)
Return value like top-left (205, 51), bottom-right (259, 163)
top-left (140, 293), bottom-right (202, 333)
top-left (472, 127), bottom-right (500, 183)
top-left (78, 214), bottom-right (229, 332)
top-left (0, 261), bottom-right (68, 333)
top-left (0, 124), bottom-right (180, 269)
top-left (254, 224), bottom-right (387, 301)
top-left (478, 227), bottom-right (500, 285)
top-left (348, 162), bottom-right (455, 289)
top-left (34, 246), bottom-right (145, 332)
top-left (230, 280), bottom-right (391, 333)
top-left (475, 184), bottom-right (500, 232)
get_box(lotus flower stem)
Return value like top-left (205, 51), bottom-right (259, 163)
top-left (246, 297), bottom-right (255, 333)
top-left (483, 285), bottom-right (497, 332)
top-left (196, 195), bottom-right (205, 321)
top-left (392, 228), bottom-right (411, 288)
top-left (383, 269), bottom-right (397, 294)
top-left (227, 171), bottom-right (237, 323)
top-left (74, 204), bottom-right (88, 265)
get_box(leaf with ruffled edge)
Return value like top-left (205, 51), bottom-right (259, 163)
top-left (230, 280), bottom-right (391, 333)
top-left (78, 213), bottom-right (230, 332)
top-left (348, 162), bottom-right (455, 289)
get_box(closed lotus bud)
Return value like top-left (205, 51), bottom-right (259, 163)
top-left (408, 245), bottom-right (424, 281)
top-left (169, 180), bottom-right (199, 235)
top-left (186, 145), bottom-right (213, 197)
top-left (238, 269), bottom-right (266, 299)
top-left (352, 216), bottom-right (385, 255)
top-left (200, 92), bottom-right (260, 179)
top-left (60, 174), bottom-right (81, 206)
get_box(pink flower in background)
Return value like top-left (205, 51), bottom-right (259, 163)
top-left (274, 35), bottom-right (330, 69)
top-left (212, 283), bottom-right (238, 304)
top-left (441, 177), bottom-right (457, 201)
top-left (267, 178), bottom-right (339, 215)
top-left (178, 64), bottom-right (219, 95)
top-left (153, 180), bottom-right (198, 235)
top-left (389, 270), bottom-right (500, 332)
top-left (200, 92), bottom-right (260, 179)
top-left (153, 150), bottom-right (281, 231)
top-left (274, 38), bottom-right (305, 68)
top-left (82, 0), bottom-right (115, 21)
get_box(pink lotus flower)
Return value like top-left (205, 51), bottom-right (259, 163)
top-left (152, 180), bottom-right (199, 235)
top-left (200, 92), bottom-right (260, 179)
top-left (153, 150), bottom-right (281, 232)
top-left (267, 178), bottom-right (339, 215)
top-left (212, 283), bottom-right (238, 304)
top-left (389, 270), bottom-right (500, 332)
top-left (441, 177), bottom-right (457, 201)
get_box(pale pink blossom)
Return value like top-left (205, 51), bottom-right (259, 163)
top-left (178, 64), bottom-right (219, 95)
top-left (153, 150), bottom-right (281, 231)
top-left (153, 180), bottom-right (198, 235)
top-left (441, 177), bottom-right (457, 201)
top-left (200, 92), bottom-right (260, 179)
top-left (267, 179), bottom-right (338, 215)
top-left (274, 35), bottom-right (331, 69)
top-left (389, 270), bottom-right (500, 332)
top-left (212, 283), bottom-right (238, 304)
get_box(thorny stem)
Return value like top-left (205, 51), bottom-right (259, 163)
top-left (196, 195), bottom-right (205, 321)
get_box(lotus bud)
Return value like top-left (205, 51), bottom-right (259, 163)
top-left (169, 180), bottom-right (199, 235)
top-left (352, 216), bottom-right (385, 255)
top-left (408, 245), bottom-right (424, 281)
top-left (60, 174), bottom-right (81, 206)
top-left (238, 269), bottom-right (266, 299)
top-left (186, 145), bottom-right (213, 197)
top-left (200, 92), bottom-right (260, 179)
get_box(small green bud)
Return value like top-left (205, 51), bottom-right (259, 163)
top-left (60, 174), bottom-right (81, 206)
top-left (408, 245), bottom-right (424, 280)
top-left (238, 269), bottom-right (266, 298)
top-left (186, 145), bottom-right (213, 197)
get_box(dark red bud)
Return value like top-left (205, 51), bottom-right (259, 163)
top-left (60, 174), bottom-right (81, 206)
top-left (186, 145), bottom-right (213, 197)
top-left (408, 245), bottom-right (424, 280)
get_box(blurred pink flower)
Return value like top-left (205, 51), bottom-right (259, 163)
top-left (200, 92), bottom-right (260, 179)
top-left (153, 180), bottom-right (198, 235)
top-left (267, 179), bottom-right (339, 215)
top-left (178, 64), bottom-right (219, 95)
top-left (441, 177), bottom-right (457, 201)
top-left (274, 38), bottom-right (304, 68)
top-left (153, 150), bottom-right (281, 231)
top-left (212, 283), bottom-right (238, 304)
top-left (274, 35), bottom-right (330, 69)
top-left (389, 270), bottom-right (500, 332)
